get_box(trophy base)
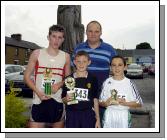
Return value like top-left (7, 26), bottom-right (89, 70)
top-left (67, 100), bottom-right (78, 105)
top-left (67, 90), bottom-right (78, 105)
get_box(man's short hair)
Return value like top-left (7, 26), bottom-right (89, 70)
top-left (86, 20), bottom-right (102, 31)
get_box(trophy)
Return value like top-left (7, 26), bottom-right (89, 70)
top-left (65, 77), bottom-right (78, 105)
top-left (110, 89), bottom-right (119, 104)
top-left (43, 68), bottom-right (52, 95)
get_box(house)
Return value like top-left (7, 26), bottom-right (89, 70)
top-left (116, 49), bottom-right (155, 65)
top-left (5, 34), bottom-right (41, 65)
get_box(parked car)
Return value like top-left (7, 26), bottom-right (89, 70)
top-left (142, 63), bottom-right (152, 73)
top-left (148, 64), bottom-right (155, 75)
top-left (5, 70), bottom-right (34, 98)
top-left (22, 65), bottom-right (27, 71)
top-left (5, 64), bottom-right (24, 84)
top-left (126, 63), bottom-right (143, 79)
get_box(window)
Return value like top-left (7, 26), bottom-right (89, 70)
top-left (24, 60), bottom-right (28, 65)
top-left (15, 48), bottom-right (19, 56)
top-left (25, 49), bottom-right (31, 57)
top-left (13, 66), bottom-right (23, 72)
top-left (25, 50), bottom-right (28, 57)
top-left (28, 49), bottom-right (31, 53)
top-left (5, 67), bottom-right (14, 73)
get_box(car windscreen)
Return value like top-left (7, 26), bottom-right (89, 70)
top-left (128, 65), bottom-right (141, 69)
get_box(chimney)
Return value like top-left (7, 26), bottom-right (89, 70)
top-left (11, 34), bottom-right (22, 41)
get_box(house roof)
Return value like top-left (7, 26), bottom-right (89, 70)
top-left (5, 36), bottom-right (42, 49)
top-left (133, 49), bottom-right (155, 55)
top-left (116, 49), bottom-right (155, 57)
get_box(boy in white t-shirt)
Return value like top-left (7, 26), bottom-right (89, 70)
top-left (99, 55), bottom-right (143, 128)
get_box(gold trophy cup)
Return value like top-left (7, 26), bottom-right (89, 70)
top-left (110, 89), bottom-right (119, 104)
top-left (65, 77), bottom-right (78, 105)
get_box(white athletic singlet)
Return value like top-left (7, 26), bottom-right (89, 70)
top-left (33, 48), bottom-right (66, 104)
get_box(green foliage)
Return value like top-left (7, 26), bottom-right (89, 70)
top-left (5, 81), bottom-right (29, 128)
top-left (136, 42), bottom-right (152, 49)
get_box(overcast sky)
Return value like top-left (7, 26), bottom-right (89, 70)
top-left (4, 2), bottom-right (157, 49)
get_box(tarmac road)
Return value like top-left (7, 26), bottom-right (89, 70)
top-left (129, 74), bottom-right (155, 128)
top-left (132, 74), bottom-right (155, 104)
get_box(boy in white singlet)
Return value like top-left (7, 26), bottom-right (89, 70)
top-left (99, 55), bottom-right (143, 128)
top-left (24, 25), bottom-right (71, 128)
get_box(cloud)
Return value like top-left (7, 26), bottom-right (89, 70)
top-left (5, 5), bottom-right (58, 47)
top-left (5, 4), bottom-right (156, 49)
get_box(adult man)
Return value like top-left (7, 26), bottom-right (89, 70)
top-left (73, 21), bottom-right (117, 126)
top-left (24, 25), bottom-right (71, 128)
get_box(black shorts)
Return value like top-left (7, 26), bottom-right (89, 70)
top-left (65, 109), bottom-right (96, 128)
top-left (31, 98), bottom-right (64, 123)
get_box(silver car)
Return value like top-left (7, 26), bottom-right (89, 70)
top-left (5, 64), bottom-right (24, 83)
top-left (126, 63), bottom-right (143, 79)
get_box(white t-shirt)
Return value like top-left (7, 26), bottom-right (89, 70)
top-left (99, 76), bottom-right (143, 128)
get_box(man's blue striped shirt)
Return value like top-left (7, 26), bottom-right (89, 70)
top-left (73, 39), bottom-right (117, 89)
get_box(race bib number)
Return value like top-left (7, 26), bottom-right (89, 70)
top-left (74, 88), bottom-right (89, 101)
top-left (41, 78), bottom-right (56, 89)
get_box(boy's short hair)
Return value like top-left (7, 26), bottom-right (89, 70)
top-left (49, 24), bottom-right (65, 36)
top-left (111, 55), bottom-right (126, 66)
top-left (75, 51), bottom-right (90, 60)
